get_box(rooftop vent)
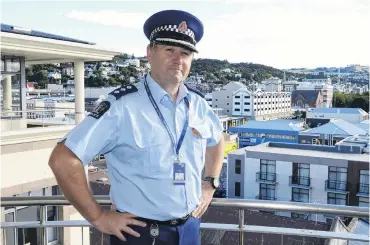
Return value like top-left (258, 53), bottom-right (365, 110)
top-left (12, 26), bottom-right (32, 33)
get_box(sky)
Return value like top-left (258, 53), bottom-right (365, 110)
top-left (1, 0), bottom-right (369, 69)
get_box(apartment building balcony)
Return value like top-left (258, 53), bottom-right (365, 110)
top-left (256, 172), bottom-right (277, 183)
top-left (255, 195), bottom-right (276, 200)
top-left (1, 196), bottom-right (369, 245)
top-left (325, 180), bottom-right (350, 193)
top-left (289, 176), bottom-right (311, 188)
top-left (357, 183), bottom-right (369, 197)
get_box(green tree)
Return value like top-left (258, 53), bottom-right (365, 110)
top-left (333, 92), bottom-right (346, 107)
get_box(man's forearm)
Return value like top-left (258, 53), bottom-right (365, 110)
top-left (49, 143), bottom-right (102, 223)
top-left (204, 135), bottom-right (224, 178)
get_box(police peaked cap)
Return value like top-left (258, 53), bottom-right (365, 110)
top-left (143, 10), bottom-right (204, 53)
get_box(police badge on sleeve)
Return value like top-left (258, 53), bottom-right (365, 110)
top-left (89, 101), bottom-right (111, 119)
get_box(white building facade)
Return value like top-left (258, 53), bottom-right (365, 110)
top-left (232, 88), bottom-right (292, 120)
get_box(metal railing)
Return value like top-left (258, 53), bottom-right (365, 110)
top-left (1, 196), bottom-right (369, 245)
top-left (256, 172), bottom-right (277, 183)
top-left (0, 108), bottom-right (76, 130)
top-left (357, 183), bottom-right (369, 196)
top-left (325, 180), bottom-right (349, 192)
top-left (289, 175), bottom-right (311, 187)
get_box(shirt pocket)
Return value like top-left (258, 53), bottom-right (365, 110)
top-left (189, 123), bottom-right (212, 166)
top-left (132, 126), bottom-right (168, 175)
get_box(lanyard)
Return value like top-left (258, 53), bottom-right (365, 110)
top-left (143, 76), bottom-right (189, 158)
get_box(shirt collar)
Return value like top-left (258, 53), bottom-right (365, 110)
top-left (145, 73), bottom-right (191, 105)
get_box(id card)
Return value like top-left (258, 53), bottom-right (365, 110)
top-left (173, 162), bottom-right (186, 185)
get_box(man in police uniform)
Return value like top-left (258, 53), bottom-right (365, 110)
top-left (48, 9), bottom-right (224, 245)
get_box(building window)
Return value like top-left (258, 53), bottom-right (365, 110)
top-left (359, 197), bottom-right (369, 207)
top-left (328, 192), bottom-right (347, 205)
top-left (292, 188), bottom-right (309, 202)
top-left (259, 183), bottom-right (275, 200)
top-left (235, 108), bottom-right (240, 111)
top-left (260, 160), bottom-right (276, 181)
top-left (244, 109), bottom-right (250, 112)
top-left (328, 167), bottom-right (347, 190)
top-left (292, 163), bottom-right (310, 186)
top-left (235, 182), bottom-right (241, 196)
top-left (235, 96), bottom-right (240, 99)
top-left (235, 102), bottom-right (240, 105)
top-left (359, 170), bottom-right (369, 194)
top-left (244, 102), bottom-right (250, 105)
top-left (235, 160), bottom-right (241, 174)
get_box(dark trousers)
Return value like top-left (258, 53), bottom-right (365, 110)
top-left (110, 216), bottom-right (201, 245)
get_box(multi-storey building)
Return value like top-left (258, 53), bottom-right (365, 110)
top-left (227, 135), bottom-right (369, 223)
top-left (212, 82), bottom-right (247, 116)
top-left (232, 88), bottom-right (292, 120)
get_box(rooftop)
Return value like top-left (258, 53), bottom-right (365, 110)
top-left (1, 23), bottom-right (94, 45)
top-left (308, 108), bottom-right (369, 115)
top-left (302, 119), bottom-right (367, 136)
top-left (229, 119), bottom-right (305, 132)
top-left (243, 139), bottom-right (369, 164)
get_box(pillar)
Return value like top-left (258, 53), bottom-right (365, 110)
top-left (74, 60), bottom-right (85, 124)
top-left (2, 76), bottom-right (12, 114)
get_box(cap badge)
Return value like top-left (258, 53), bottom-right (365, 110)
top-left (179, 21), bottom-right (188, 33)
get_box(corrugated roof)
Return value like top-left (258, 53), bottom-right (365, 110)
top-left (352, 123), bottom-right (369, 133)
top-left (1, 23), bottom-right (95, 45)
top-left (302, 119), bottom-right (367, 135)
top-left (230, 119), bottom-right (304, 131)
top-left (309, 108), bottom-right (368, 115)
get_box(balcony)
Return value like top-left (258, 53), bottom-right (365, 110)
top-left (357, 183), bottom-right (369, 197)
top-left (289, 176), bottom-right (311, 188)
top-left (256, 172), bottom-right (277, 183)
top-left (255, 195), bottom-right (276, 200)
top-left (1, 196), bottom-right (369, 245)
top-left (325, 180), bottom-right (349, 193)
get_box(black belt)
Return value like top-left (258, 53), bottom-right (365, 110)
top-left (117, 210), bottom-right (191, 226)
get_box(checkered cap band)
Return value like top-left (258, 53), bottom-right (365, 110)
top-left (150, 24), bottom-right (196, 43)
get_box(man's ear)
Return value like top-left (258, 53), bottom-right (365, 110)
top-left (147, 44), bottom-right (153, 63)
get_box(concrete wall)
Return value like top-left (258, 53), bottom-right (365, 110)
top-left (227, 152), bottom-right (245, 198)
top-left (62, 206), bottom-right (90, 245)
top-left (244, 158), bottom-right (260, 199)
top-left (1, 118), bottom-right (27, 132)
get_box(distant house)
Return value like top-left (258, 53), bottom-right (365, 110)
top-left (291, 90), bottom-right (323, 109)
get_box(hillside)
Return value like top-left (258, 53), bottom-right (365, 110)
top-left (190, 59), bottom-right (297, 83)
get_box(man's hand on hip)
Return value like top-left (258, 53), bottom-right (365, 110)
top-left (191, 181), bottom-right (215, 218)
top-left (91, 210), bottom-right (147, 241)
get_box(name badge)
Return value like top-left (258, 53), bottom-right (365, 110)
top-left (173, 162), bottom-right (186, 185)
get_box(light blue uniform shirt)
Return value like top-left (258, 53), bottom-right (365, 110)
top-left (59, 73), bottom-right (223, 221)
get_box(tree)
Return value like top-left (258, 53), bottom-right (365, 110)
top-left (333, 92), bottom-right (346, 107)
top-left (351, 97), bottom-right (369, 112)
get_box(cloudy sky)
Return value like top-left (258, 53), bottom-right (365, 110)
top-left (1, 0), bottom-right (369, 69)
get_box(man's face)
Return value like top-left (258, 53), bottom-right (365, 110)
top-left (147, 44), bottom-right (193, 84)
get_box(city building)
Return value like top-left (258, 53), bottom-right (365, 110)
top-left (261, 77), bottom-right (282, 92)
top-left (291, 90), bottom-right (324, 109)
top-left (306, 108), bottom-right (369, 127)
top-left (1, 23), bottom-right (120, 245)
top-left (298, 74), bottom-right (333, 108)
top-left (211, 82), bottom-right (247, 116)
top-left (232, 89), bottom-right (292, 120)
top-left (228, 119), bottom-right (305, 147)
top-left (227, 135), bottom-right (369, 222)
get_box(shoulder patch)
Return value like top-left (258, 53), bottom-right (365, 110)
top-left (89, 101), bottom-right (111, 119)
top-left (185, 84), bottom-right (205, 98)
top-left (108, 84), bottom-right (138, 100)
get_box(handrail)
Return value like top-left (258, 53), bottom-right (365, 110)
top-left (1, 196), bottom-right (368, 218)
top-left (1, 196), bottom-right (369, 244)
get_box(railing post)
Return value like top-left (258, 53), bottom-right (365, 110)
top-left (239, 209), bottom-right (244, 245)
top-left (40, 205), bottom-right (48, 245)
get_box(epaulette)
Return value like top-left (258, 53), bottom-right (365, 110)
top-left (185, 84), bottom-right (205, 98)
top-left (108, 84), bottom-right (138, 100)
